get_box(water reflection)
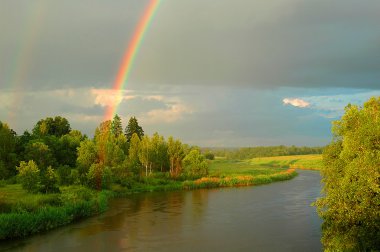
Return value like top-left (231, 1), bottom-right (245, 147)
top-left (1, 170), bottom-right (322, 252)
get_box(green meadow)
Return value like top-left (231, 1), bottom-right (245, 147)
top-left (209, 154), bottom-right (322, 176)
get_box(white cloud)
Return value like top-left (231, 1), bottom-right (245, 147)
top-left (283, 98), bottom-right (310, 108)
top-left (283, 90), bottom-right (380, 118)
top-left (91, 88), bottom-right (124, 107)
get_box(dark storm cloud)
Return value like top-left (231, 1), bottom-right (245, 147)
top-left (0, 0), bottom-right (149, 90)
top-left (131, 0), bottom-right (380, 89)
top-left (1, 0), bottom-right (378, 91)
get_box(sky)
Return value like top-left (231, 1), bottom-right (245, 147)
top-left (0, 0), bottom-right (379, 147)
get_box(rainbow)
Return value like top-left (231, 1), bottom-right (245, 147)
top-left (104, 0), bottom-right (161, 121)
top-left (6, 0), bottom-right (48, 127)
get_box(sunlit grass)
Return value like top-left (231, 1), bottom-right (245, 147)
top-left (249, 154), bottom-right (322, 170)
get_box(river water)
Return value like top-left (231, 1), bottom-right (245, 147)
top-left (1, 170), bottom-right (322, 252)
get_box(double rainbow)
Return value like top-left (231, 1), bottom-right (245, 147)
top-left (104, 0), bottom-right (161, 121)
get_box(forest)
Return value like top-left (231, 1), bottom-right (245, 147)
top-left (0, 115), bottom-right (213, 192)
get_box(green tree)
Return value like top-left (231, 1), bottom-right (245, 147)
top-left (124, 116), bottom-right (144, 143)
top-left (94, 120), bottom-right (125, 167)
top-left (40, 166), bottom-right (59, 193)
top-left (57, 130), bottom-right (85, 167)
top-left (111, 114), bottom-right (123, 137)
top-left (87, 164), bottom-right (113, 190)
top-left (183, 149), bottom-right (209, 178)
top-left (77, 139), bottom-right (97, 175)
top-left (0, 122), bottom-right (18, 179)
top-left (32, 116), bottom-right (71, 137)
top-left (315, 97), bottom-right (380, 251)
top-left (167, 136), bottom-right (184, 177)
top-left (17, 160), bottom-right (40, 193)
top-left (139, 135), bottom-right (152, 176)
top-left (24, 141), bottom-right (56, 169)
top-left (151, 132), bottom-right (167, 172)
top-left (128, 133), bottom-right (141, 175)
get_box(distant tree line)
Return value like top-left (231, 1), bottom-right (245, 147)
top-left (0, 115), bottom-right (208, 193)
top-left (203, 145), bottom-right (324, 160)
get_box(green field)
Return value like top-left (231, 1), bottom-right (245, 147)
top-left (210, 154), bottom-right (322, 176)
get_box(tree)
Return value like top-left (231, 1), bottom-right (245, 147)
top-left (0, 122), bottom-right (18, 179)
top-left (56, 130), bottom-right (85, 167)
top-left (77, 139), bottom-right (97, 175)
top-left (128, 133), bottom-right (141, 175)
top-left (24, 141), bottom-right (56, 169)
top-left (167, 136), bottom-right (185, 177)
top-left (111, 114), bottom-right (123, 137)
top-left (124, 116), bottom-right (144, 143)
top-left (40, 166), bottom-right (59, 193)
top-left (94, 120), bottom-right (125, 167)
top-left (183, 149), bottom-right (209, 178)
top-left (139, 135), bottom-right (152, 176)
top-left (17, 160), bottom-right (40, 193)
top-left (150, 132), bottom-right (168, 172)
top-left (314, 97), bottom-right (380, 251)
top-left (32, 116), bottom-right (71, 137)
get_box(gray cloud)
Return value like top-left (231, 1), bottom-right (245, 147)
top-left (1, 0), bottom-right (379, 146)
top-left (131, 0), bottom-right (380, 89)
top-left (1, 0), bottom-right (379, 91)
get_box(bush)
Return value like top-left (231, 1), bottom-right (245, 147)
top-left (204, 152), bottom-right (215, 160)
top-left (40, 166), bottom-right (59, 193)
top-left (17, 161), bottom-right (40, 193)
top-left (87, 164), bottom-right (113, 190)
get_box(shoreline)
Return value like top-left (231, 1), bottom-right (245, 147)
top-left (0, 168), bottom-right (297, 241)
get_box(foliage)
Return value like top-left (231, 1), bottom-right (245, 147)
top-left (206, 145), bottom-right (324, 160)
top-left (111, 114), bottom-right (123, 137)
top-left (0, 186), bottom-right (110, 240)
top-left (0, 122), bottom-right (18, 179)
top-left (24, 141), bottom-right (56, 169)
top-left (40, 166), bottom-right (59, 193)
top-left (16, 161), bottom-right (40, 193)
top-left (183, 149), bottom-right (209, 179)
top-left (124, 116), bottom-right (144, 143)
top-left (128, 133), bottom-right (141, 174)
top-left (204, 152), bottom-right (215, 160)
top-left (167, 136), bottom-right (184, 177)
top-left (87, 164), bottom-right (113, 190)
top-left (183, 169), bottom-right (297, 190)
top-left (32, 116), bottom-right (71, 137)
top-left (315, 97), bottom-right (380, 251)
top-left (77, 139), bottom-right (97, 174)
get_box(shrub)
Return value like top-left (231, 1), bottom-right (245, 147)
top-left (40, 166), bottom-right (59, 193)
top-left (17, 161), bottom-right (40, 193)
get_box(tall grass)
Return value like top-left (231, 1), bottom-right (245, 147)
top-left (250, 154), bottom-right (322, 170)
top-left (0, 186), bottom-right (110, 240)
top-left (183, 169), bottom-right (297, 190)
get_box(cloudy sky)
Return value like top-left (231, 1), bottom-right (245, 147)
top-left (1, 0), bottom-right (379, 146)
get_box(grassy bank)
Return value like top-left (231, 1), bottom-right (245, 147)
top-left (0, 185), bottom-right (110, 240)
top-left (249, 154), bottom-right (322, 170)
top-left (183, 168), bottom-right (297, 189)
top-left (0, 157), bottom-right (303, 240)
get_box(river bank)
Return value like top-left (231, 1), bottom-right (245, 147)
top-left (1, 170), bottom-right (321, 252)
top-left (0, 168), bottom-right (297, 240)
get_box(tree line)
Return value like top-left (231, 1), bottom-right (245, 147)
top-left (205, 145), bottom-right (324, 160)
top-left (0, 115), bottom-right (208, 193)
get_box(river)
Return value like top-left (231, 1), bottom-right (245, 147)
top-left (1, 170), bottom-right (322, 251)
